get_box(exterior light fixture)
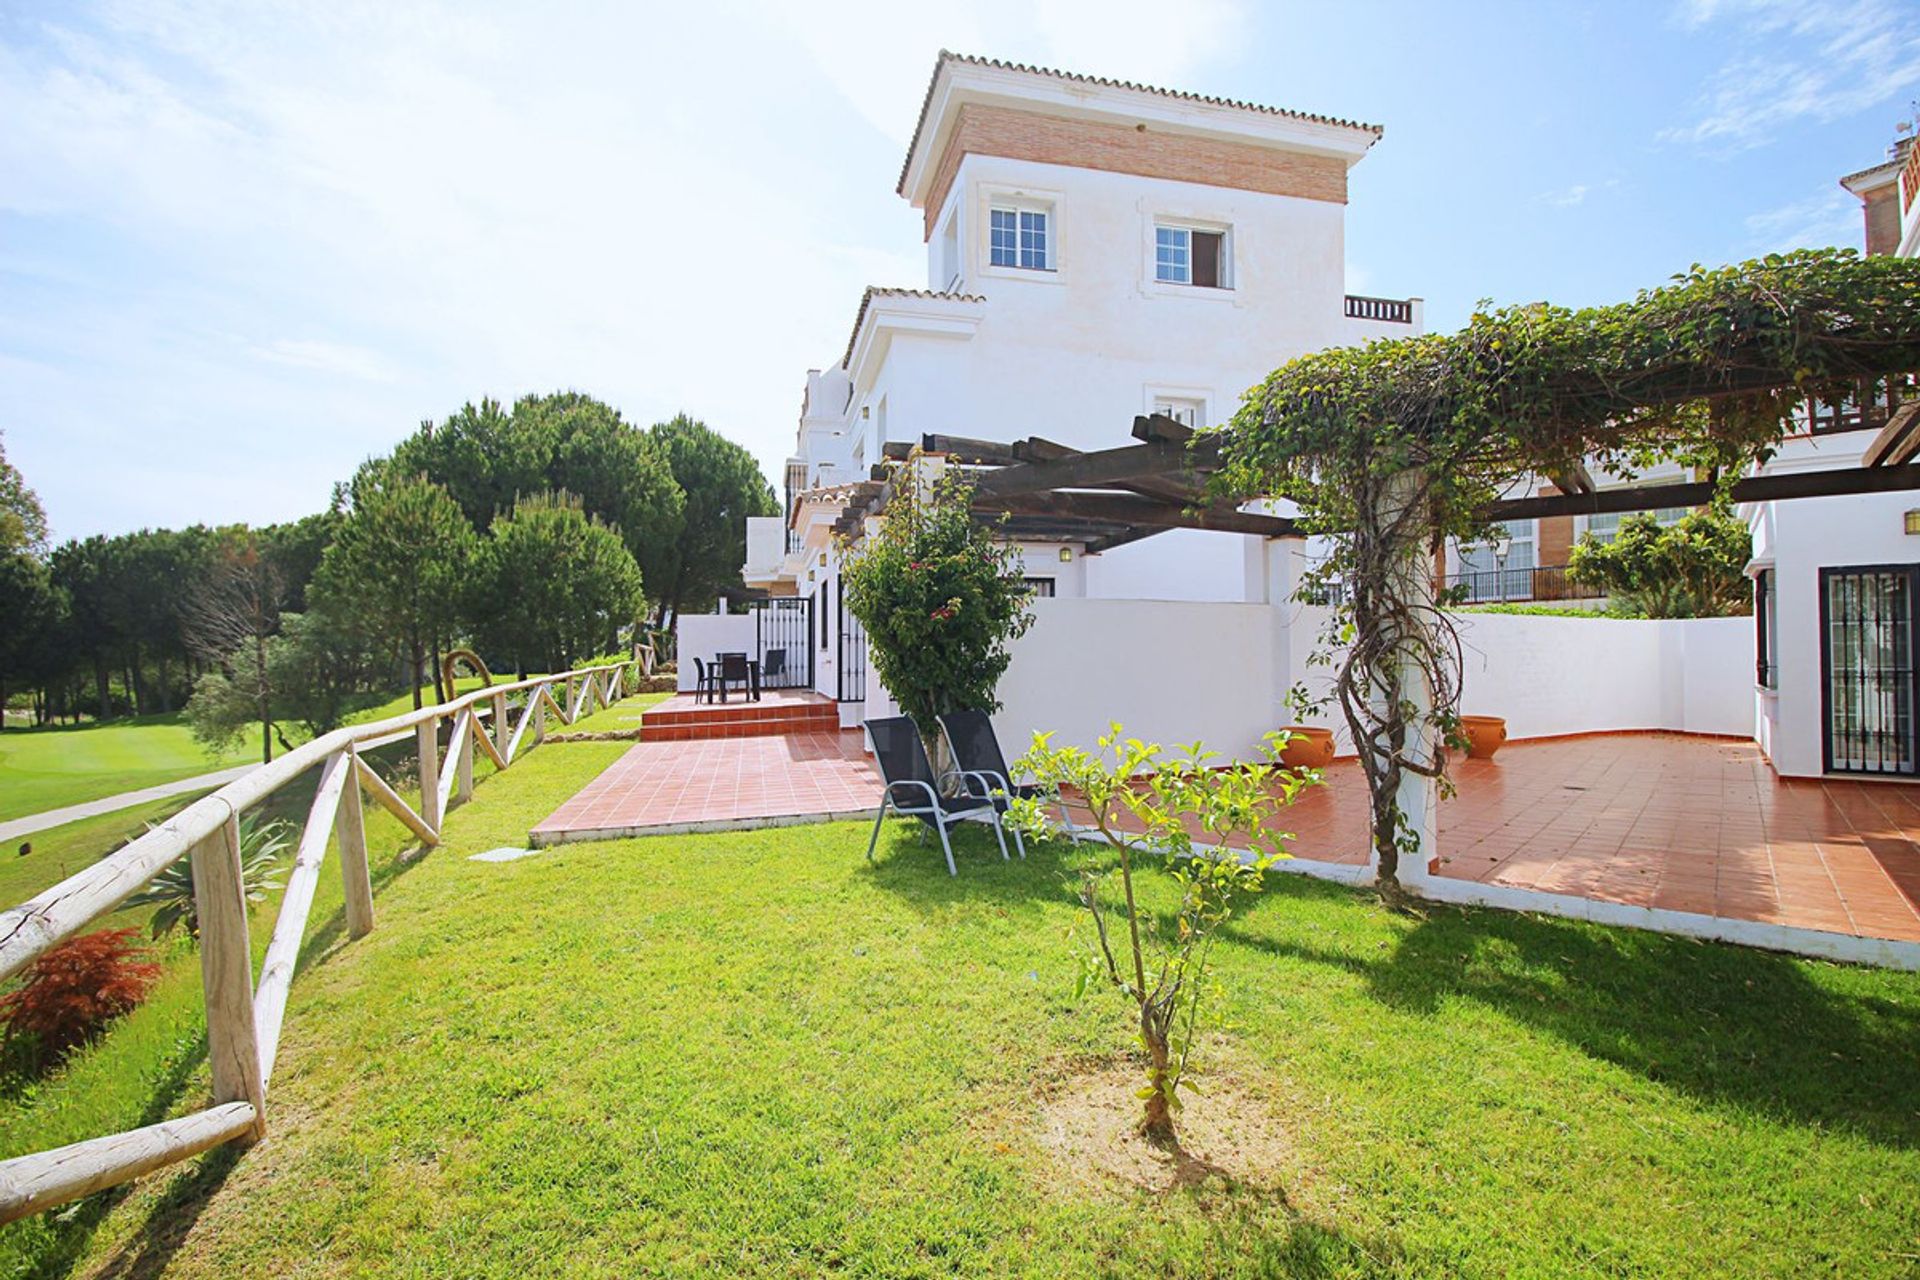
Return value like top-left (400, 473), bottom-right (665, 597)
top-left (861, 405), bottom-right (870, 419)
top-left (1906, 509), bottom-right (1920, 535)
top-left (1059, 546), bottom-right (1073, 562)
top-left (818, 552), bottom-right (828, 567)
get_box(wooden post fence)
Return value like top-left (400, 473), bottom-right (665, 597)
top-left (0, 658), bottom-right (639, 1225)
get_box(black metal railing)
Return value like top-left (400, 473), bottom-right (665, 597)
top-left (1442, 564), bottom-right (1605, 604)
top-left (836, 590), bottom-right (866, 703)
top-left (752, 597), bottom-right (814, 689)
top-left (1344, 294), bottom-right (1413, 324)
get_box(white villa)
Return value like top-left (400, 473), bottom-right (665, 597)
top-left (708, 52), bottom-right (1920, 791)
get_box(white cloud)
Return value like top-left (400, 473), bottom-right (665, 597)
top-left (0, 0), bottom-right (1253, 540)
top-left (1743, 187), bottom-right (1863, 253)
top-left (1663, 0), bottom-right (1920, 150)
top-left (249, 338), bottom-right (396, 383)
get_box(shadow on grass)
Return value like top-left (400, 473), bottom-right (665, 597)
top-left (860, 821), bottom-right (1094, 915)
top-left (12, 1035), bottom-right (215, 1280)
top-left (1231, 880), bottom-right (1920, 1150)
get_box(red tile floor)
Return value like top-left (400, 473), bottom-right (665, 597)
top-left (529, 731), bottom-right (881, 844)
top-left (1269, 734), bottom-right (1920, 943)
top-left (529, 729), bottom-right (1920, 943)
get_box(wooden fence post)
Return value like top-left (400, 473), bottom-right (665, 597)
top-left (533, 685), bottom-right (547, 744)
top-left (492, 692), bottom-right (509, 760)
top-left (190, 814), bottom-right (266, 1141)
top-left (417, 717), bottom-right (442, 833)
top-left (337, 750), bottom-right (375, 938)
top-left (455, 713), bottom-right (474, 804)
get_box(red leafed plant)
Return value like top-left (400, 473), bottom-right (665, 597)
top-left (0, 928), bottom-right (163, 1069)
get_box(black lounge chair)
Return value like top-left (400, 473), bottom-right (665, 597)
top-left (937, 709), bottom-right (1075, 856)
top-left (864, 716), bottom-right (1008, 875)
top-left (761, 649), bottom-right (787, 685)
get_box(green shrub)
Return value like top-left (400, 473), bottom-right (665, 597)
top-left (125, 813), bottom-right (291, 939)
top-left (1567, 506), bottom-right (1752, 618)
top-left (839, 465), bottom-right (1033, 758)
top-left (1008, 726), bottom-right (1312, 1145)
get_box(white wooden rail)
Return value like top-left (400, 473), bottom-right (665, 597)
top-left (0, 658), bottom-right (640, 1223)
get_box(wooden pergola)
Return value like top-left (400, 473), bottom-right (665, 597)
top-left (826, 403), bottom-right (1920, 547)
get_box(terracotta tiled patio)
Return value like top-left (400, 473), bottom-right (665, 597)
top-left (529, 731), bottom-right (881, 844)
top-left (1272, 734), bottom-right (1920, 943)
top-left (529, 729), bottom-right (1920, 945)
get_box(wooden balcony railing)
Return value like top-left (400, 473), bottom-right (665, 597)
top-left (1344, 294), bottom-right (1414, 324)
top-left (0, 657), bottom-right (645, 1223)
top-left (1902, 140), bottom-right (1920, 213)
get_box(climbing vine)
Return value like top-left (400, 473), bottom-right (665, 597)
top-left (1213, 249), bottom-right (1920, 894)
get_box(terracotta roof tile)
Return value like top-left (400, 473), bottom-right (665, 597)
top-left (898, 50), bottom-right (1384, 196)
top-left (840, 285), bottom-right (986, 370)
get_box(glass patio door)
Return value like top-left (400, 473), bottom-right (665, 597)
top-left (1822, 565), bottom-right (1919, 775)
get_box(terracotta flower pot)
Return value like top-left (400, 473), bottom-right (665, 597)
top-left (1278, 725), bottom-right (1336, 770)
top-left (1459, 715), bottom-right (1508, 761)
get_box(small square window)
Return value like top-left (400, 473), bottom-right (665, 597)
top-left (990, 203), bottom-right (1050, 270)
top-left (1155, 224), bottom-right (1225, 288)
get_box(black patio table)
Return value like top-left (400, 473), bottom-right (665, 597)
top-left (712, 652), bottom-right (761, 703)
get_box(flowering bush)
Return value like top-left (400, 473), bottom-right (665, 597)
top-left (0, 927), bottom-right (163, 1071)
top-left (839, 465), bottom-right (1034, 753)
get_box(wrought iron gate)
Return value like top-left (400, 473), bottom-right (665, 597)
top-left (837, 588), bottom-right (866, 703)
top-left (1821, 565), bottom-right (1919, 775)
top-left (752, 597), bottom-right (813, 690)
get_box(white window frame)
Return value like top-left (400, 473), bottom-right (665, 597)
top-left (1151, 396), bottom-right (1206, 429)
top-left (936, 205), bottom-right (963, 292)
top-left (979, 184), bottom-right (1064, 284)
top-left (1152, 221), bottom-right (1230, 288)
top-left (1144, 384), bottom-right (1214, 430)
top-left (1145, 212), bottom-right (1233, 296)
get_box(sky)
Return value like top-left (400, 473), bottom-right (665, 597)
top-left (3, 0), bottom-right (1919, 542)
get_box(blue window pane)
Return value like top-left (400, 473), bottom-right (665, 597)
top-left (1155, 226), bottom-right (1189, 282)
top-left (1019, 209), bottom-right (1048, 269)
top-left (989, 208), bottom-right (1018, 266)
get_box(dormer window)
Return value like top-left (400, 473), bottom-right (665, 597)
top-left (1155, 224), bottom-right (1226, 288)
top-left (989, 203), bottom-right (1051, 271)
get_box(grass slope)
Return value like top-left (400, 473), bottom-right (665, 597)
top-left (0, 719), bottom-right (255, 824)
top-left (0, 742), bottom-right (1914, 1278)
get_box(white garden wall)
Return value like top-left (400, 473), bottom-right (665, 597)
top-left (1451, 612), bottom-right (1752, 740)
top-left (991, 598), bottom-right (1287, 760)
top-left (674, 614), bottom-right (756, 693)
top-left (988, 598), bottom-right (1755, 763)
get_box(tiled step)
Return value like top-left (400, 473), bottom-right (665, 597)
top-left (640, 698), bottom-right (840, 741)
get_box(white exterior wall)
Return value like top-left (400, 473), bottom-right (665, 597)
top-left (993, 598), bottom-right (1288, 760)
top-left (1750, 432), bottom-right (1920, 777)
top-left (1452, 612), bottom-right (1752, 740)
top-left (835, 152), bottom-right (1416, 605)
top-left (675, 614), bottom-right (757, 692)
top-left (988, 596), bottom-right (1754, 765)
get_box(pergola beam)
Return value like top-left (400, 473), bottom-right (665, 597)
top-left (1485, 460), bottom-right (1920, 521)
top-left (975, 489), bottom-right (1297, 537)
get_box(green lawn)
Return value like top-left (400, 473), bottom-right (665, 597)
top-left (0, 676), bottom-right (552, 826)
top-left (0, 737), bottom-right (1913, 1278)
top-left (0, 718), bottom-right (256, 824)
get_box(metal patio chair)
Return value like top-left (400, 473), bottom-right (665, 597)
top-left (690, 656), bottom-right (720, 705)
top-left (864, 716), bottom-right (1009, 875)
top-left (936, 709), bottom-right (1076, 857)
top-left (716, 652), bottom-right (758, 703)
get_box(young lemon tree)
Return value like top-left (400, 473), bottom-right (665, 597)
top-left (1008, 726), bottom-right (1315, 1145)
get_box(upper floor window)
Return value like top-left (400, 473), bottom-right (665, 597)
top-left (1583, 505), bottom-right (1689, 544)
top-left (1155, 224), bottom-right (1226, 288)
top-left (1152, 396), bottom-right (1205, 429)
top-left (990, 204), bottom-right (1051, 271)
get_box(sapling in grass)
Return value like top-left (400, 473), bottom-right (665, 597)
top-left (1008, 725), bottom-right (1315, 1145)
